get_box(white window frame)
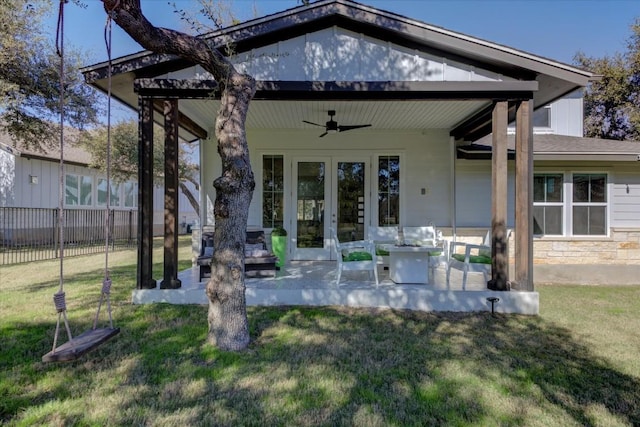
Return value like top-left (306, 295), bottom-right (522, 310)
top-left (373, 153), bottom-right (403, 227)
top-left (64, 173), bottom-right (93, 207)
top-left (569, 172), bottom-right (609, 237)
top-left (123, 181), bottom-right (138, 208)
top-left (533, 172), bottom-right (564, 236)
top-left (97, 178), bottom-right (121, 207)
top-left (534, 170), bottom-right (610, 237)
top-left (260, 154), bottom-right (285, 230)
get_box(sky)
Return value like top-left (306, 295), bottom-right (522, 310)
top-left (48, 0), bottom-right (640, 120)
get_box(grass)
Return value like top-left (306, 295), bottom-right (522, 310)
top-left (1, 236), bottom-right (639, 426)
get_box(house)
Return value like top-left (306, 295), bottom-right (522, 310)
top-left (82, 0), bottom-right (640, 288)
top-left (0, 132), bottom-right (199, 248)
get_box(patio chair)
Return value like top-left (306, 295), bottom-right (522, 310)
top-left (367, 226), bottom-right (399, 268)
top-left (446, 229), bottom-right (511, 290)
top-left (331, 228), bottom-right (379, 287)
top-left (402, 225), bottom-right (448, 281)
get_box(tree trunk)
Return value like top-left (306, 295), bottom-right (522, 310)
top-left (179, 181), bottom-right (200, 220)
top-left (103, 0), bottom-right (255, 350)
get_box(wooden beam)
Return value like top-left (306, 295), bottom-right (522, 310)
top-left (134, 78), bottom-right (536, 101)
top-left (488, 101), bottom-right (509, 291)
top-left (161, 99), bottom-right (182, 289)
top-left (151, 99), bottom-right (208, 140)
top-left (137, 96), bottom-right (156, 289)
top-left (514, 100), bottom-right (534, 291)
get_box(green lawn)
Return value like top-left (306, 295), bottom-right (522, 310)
top-left (1, 237), bottom-right (639, 426)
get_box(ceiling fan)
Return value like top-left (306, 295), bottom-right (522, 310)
top-left (302, 110), bottom-right (371, 137)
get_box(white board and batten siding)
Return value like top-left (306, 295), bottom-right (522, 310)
top-left (166, 27), bottom-right (511, 83)
top-left (3, 156), bottom-right (64, 208)
top-left (611, 169), bottom-right (640, 228)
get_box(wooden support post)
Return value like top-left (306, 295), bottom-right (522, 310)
top-left (514, 100), bottom-right (534, 291)
top-left (488, 101), bottom-right (509, 291)
top-left (160, 99), bottom-right (182, 289)
top-left (137, 97), bottom-right (156, 289)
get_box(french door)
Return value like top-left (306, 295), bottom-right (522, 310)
top-left (292, 157), bottom-right (369, 260)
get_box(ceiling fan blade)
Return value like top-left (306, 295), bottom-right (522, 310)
top-left (318, 131), bottom-right (328, 138)
top-left (302, 120), bottom-right (325, 127)
top-left (338, 124), bottom-right (372, 132)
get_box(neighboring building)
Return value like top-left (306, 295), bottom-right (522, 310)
top-left (0, 133), bottom-right (199, 241)
top-left (83, 0), bottom-right (640, 286)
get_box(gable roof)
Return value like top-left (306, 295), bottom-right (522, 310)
top-left (82, 0), bottom-right (594, 142)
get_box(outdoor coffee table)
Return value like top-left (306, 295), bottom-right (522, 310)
top-left (387, 244), bottom-right (438, 284)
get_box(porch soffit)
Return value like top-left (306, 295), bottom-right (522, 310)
top-left (132, 78), bottom-right (537, 141)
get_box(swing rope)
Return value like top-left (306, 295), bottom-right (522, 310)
top-left (46, 0), bottom-right (120, 359)
top-left (93, 3), bottom-right (118, 331)
top-left (51, 0), bottom-right (74, 354)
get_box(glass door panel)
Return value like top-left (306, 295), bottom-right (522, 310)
top-left (334, 160), bottom-right (367, 242)
top-left (292, 159), bottom-right (331, 260)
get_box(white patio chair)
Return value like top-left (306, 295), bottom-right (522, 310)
top-left (402, 226), bottom-right (448, 281)
top-left (446, 229), bottom-right (511, 290)
top-left (367, 226), bottom-right (399, 268)
top-left (331, 228), bottom-right (379, 287)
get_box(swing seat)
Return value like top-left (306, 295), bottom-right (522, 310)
top-left (42, 327), bottom-right (120, 363)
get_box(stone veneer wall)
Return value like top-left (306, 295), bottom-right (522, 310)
top-left (532, 228), bottom-right (640, 265)
top-left (443, 227), bottom-right (640, 265)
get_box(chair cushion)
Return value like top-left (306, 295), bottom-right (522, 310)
top-left (451, 254), bottom-right (492, 264)
top-left (375, 246), bottom-right (390, 256)
top-left (343, 251), bottom-right (373, 262)
top-left (203, 246), bottom-right (214, 257)
top-left (428, 251), bottom-right (442, 256)
top-left (479, 248), bottom-right (491, 258)
top-left (246, 249), bottom-right (270, 257)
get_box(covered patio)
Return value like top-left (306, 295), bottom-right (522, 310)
top-left (81, 0), bottom-right (597, 313)
top-left (132, 262), bottom-right (539, 314)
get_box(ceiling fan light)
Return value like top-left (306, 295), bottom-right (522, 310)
top-left (327, 128), bottom-right (338, 134)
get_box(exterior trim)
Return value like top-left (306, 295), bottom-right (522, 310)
top-left (135, 78), bottom-right (537, 100)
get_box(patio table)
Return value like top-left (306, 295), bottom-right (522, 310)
top-left (387, 244), bottom-right (439, 284)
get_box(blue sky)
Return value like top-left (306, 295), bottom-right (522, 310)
top-left (55, 0), bottom-right (639, 63)
top-left (50, 0), bottom-right (639, 119)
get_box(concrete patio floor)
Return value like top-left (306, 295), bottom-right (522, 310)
top-left (132, 262), bottom-right (539, 315)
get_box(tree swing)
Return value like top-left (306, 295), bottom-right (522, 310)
top-left (42, 0), bottom-right (120, 363)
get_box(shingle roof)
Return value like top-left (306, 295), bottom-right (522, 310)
top-left (460, 133), bottom-right (640, 161)
top-left (0, 129), bottom-right (92, 166)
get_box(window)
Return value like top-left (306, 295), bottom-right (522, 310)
top-left (65, 174), bottom-right (92, 206)
top-left (533, 174), bottom-right (563, 235)
top-left (262, 155), bottom-right (284, 229)
top-left (378, 155), bottom-right (400, 226)
top-left (97, 178), bottom-right (120, 207)
top-left (572, 174), bottom-right (607, 235)
top-left (124, 182), bottom-right (137, 208)
top-left (533, 172), bottom-right (608, 237)
top-left (533, 105), bottom-right (551, 128)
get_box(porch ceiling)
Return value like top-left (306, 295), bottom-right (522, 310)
top-left (180, 99), bottom-right (490, 137)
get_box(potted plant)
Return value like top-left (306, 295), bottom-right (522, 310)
top-left (270, 226), bottom-right (287, 268)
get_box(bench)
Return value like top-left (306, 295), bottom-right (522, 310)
top-left (197, 229), bottom-right (277, 281)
